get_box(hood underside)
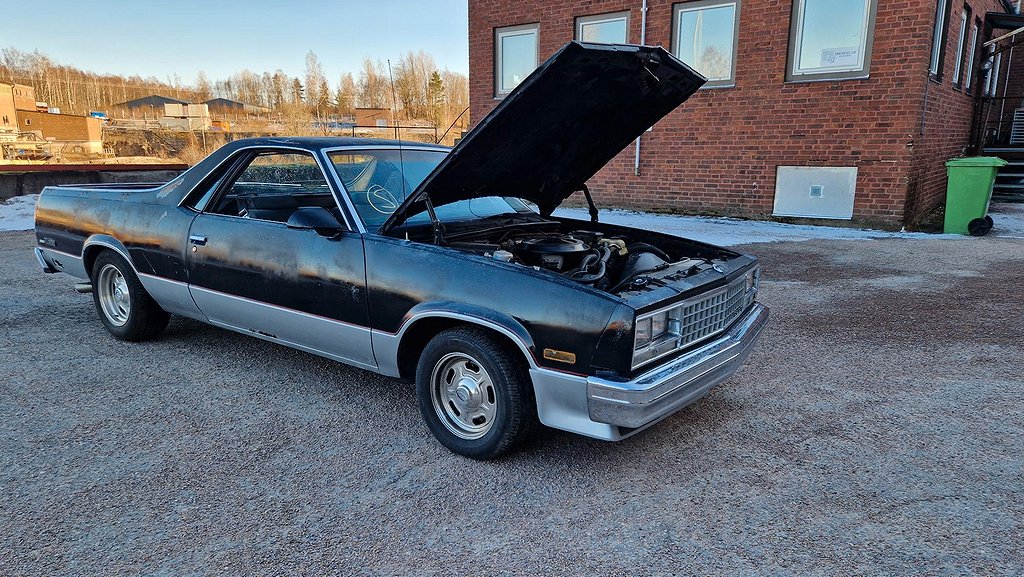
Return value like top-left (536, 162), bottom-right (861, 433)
top-left (380, 41), bottom-right (706, 233)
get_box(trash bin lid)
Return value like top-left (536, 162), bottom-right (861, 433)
top-left (945, 156), bottom-right (1008, 167)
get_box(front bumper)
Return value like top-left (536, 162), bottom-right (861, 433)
top-left (530, 302), bottom-right (768, 441)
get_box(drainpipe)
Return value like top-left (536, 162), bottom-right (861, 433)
top-left (634, 0), bottom-right (648, 176)
top-left (1000, 36), bottom-right (1015, 132)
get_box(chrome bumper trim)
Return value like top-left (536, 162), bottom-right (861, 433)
top-left (34, 247), bottom-right (57, 274)
top-left (528, 303), bottom-right (768, 441)
top-left (588, 303), bottom-right (769, 429)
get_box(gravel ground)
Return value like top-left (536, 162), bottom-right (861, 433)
top-left (1, 230), bottom-right (1022, 576)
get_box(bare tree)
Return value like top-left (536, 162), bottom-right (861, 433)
top-left (0, 44), bottom-right (470, 131)
top-left (305, 51), bottom-right (331, 123)
top-left (336, 72), bottom-right (357, 118)
top-left (357, 57), bottom-right (390, 109)
top-left (195, 71), bottom-right (212, 101)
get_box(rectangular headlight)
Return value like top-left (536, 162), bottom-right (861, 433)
top-left (650, 311), bottom-right (668, 338)
top-left (635, 317), bottom-right (653, 348)
top-left (635, 312), bottom-right (671, 351)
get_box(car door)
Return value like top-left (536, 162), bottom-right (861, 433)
top-left (184, 148), bottom-right (375, 370)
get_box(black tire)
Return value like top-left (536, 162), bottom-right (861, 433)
top-left (967, 216), bottom-right (993, 236)
top-left (90, 250), bottom-right (170, 341)
top-left (415, 327), bottom-right (536, 459)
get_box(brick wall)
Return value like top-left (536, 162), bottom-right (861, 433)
top-left (0, 85), bottom-right (16, 131)
top-left (906, 0), bottom-right (1010, 225)
top-left (469, 0), bottom-right (1012, 228)
top-left (11, 84), bottom-right (35, 112)
top-left (18, 111), bottom-right (103, 142)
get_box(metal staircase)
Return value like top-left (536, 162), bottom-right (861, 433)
top-left (983, 148), bottom-right (1024, 202)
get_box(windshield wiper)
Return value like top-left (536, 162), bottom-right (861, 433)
top-left (444, 214), bottom-right (551, 241)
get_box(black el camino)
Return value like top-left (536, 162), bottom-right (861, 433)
top-left (33, 42), bottom-right (768, 459)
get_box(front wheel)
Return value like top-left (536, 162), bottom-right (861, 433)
top-left (415, 327), bottom-right (536, 459)
top-left (91, 251), bottom-right (170, 341)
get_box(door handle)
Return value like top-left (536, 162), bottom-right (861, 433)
top-left (189, 235), bottom-right (208, 246)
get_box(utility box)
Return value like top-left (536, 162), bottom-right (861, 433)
top-left (773, 166), bottom-right (858, 220)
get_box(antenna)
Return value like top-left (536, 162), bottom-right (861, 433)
top-left (387, 59), bottom-right (408, 204)
top-left (385, 58), bottom-right (405, 239)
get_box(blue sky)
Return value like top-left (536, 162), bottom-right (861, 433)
top-left (5, 0), bottom-right (469, 86)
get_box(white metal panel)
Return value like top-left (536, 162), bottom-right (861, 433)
top-left (773, 166), bottom-right (858, 220)
top-left (186, 103), bottom-right (209, 118)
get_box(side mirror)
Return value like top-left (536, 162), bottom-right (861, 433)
top-left (287, 207), bottom-right (345, 235)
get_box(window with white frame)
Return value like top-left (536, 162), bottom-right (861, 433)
top-left (495, 24), bottom-right (539, 96)
top-left (576, 11), bottom-right (629, 44)
top-left (787, 0), bottom-right (878, 81)
top-left (953, 5), bottom-right (970, 88)
top-left (672, 1), bottom-right (740, 87)
top-left (965, 19), bottom-right (979, 90)
top-left (929, 0), bottom-right (952, 79)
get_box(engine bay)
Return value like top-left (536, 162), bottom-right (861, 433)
top-left (444, 224), bottom-right (731, 295)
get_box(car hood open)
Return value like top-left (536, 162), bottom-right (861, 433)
top-left (379, 41), bottom-right (706, 234)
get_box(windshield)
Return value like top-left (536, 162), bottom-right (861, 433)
top-left (328, 149), bottom-right (532, 230)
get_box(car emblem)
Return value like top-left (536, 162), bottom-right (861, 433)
top-left (712, 264), bottom-right (724, 273)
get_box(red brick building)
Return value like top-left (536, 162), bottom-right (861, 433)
top-left (469, 0), bottom-right (1023, 228)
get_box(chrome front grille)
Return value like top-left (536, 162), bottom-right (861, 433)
top-left (676, 279), bottom-right (748, 348)
top-left (632, 268), bottom-right (759, 369)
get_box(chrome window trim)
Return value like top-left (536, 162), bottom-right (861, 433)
top-left (176, 144), bottom-right (355, 232)
top-left (320, 145), bottom-right (452, 234)
top-left (320, 145), bottom-right (450, 153)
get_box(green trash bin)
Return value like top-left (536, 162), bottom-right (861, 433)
top-left (943, 156), bottom-right (1007, 235)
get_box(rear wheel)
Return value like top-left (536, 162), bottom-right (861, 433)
top-left (968, 216), bottom-right (993, 236)
top-left (91, 251), bottom-right (170, 341)
top-left (415, 327), bottom-right (536, 459)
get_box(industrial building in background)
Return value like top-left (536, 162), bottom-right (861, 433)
top-left (470, 0), bottom-right (1024, 228)
top-left (1, 83), bottom-right (103, 161)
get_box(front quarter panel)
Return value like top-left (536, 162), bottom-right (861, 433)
top-left (364, 236), bottom-right (621, 375)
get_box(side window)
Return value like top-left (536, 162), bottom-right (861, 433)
top-left (495, 23), bottom-right (539, 96)
top-left (206, 151), bottom-right (338, 224)
top-left (786, 0), bottom-right (878, 82)
top-left (952, 4), bottom-right (970, 89)
top-left (964, 18), bottom-right (980, 91)
top-left (929, 0), bottom-right (953, 80)
top-left (672, 1), bottom-right (740, 88)
top-left (576, 12), bottom-right (629, 44)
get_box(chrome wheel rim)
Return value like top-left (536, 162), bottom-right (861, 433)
top-left (430, 352), bottom-right (497, 440)
top-left (97, 264), bottom-right (130, 326)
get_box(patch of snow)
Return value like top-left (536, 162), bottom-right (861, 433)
top-left (553, 207), bottom-right (954, 246)
top-left (990, 202), bottom-right (1024, 239)
top-left (0, 194), bottom-right (38, 232)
